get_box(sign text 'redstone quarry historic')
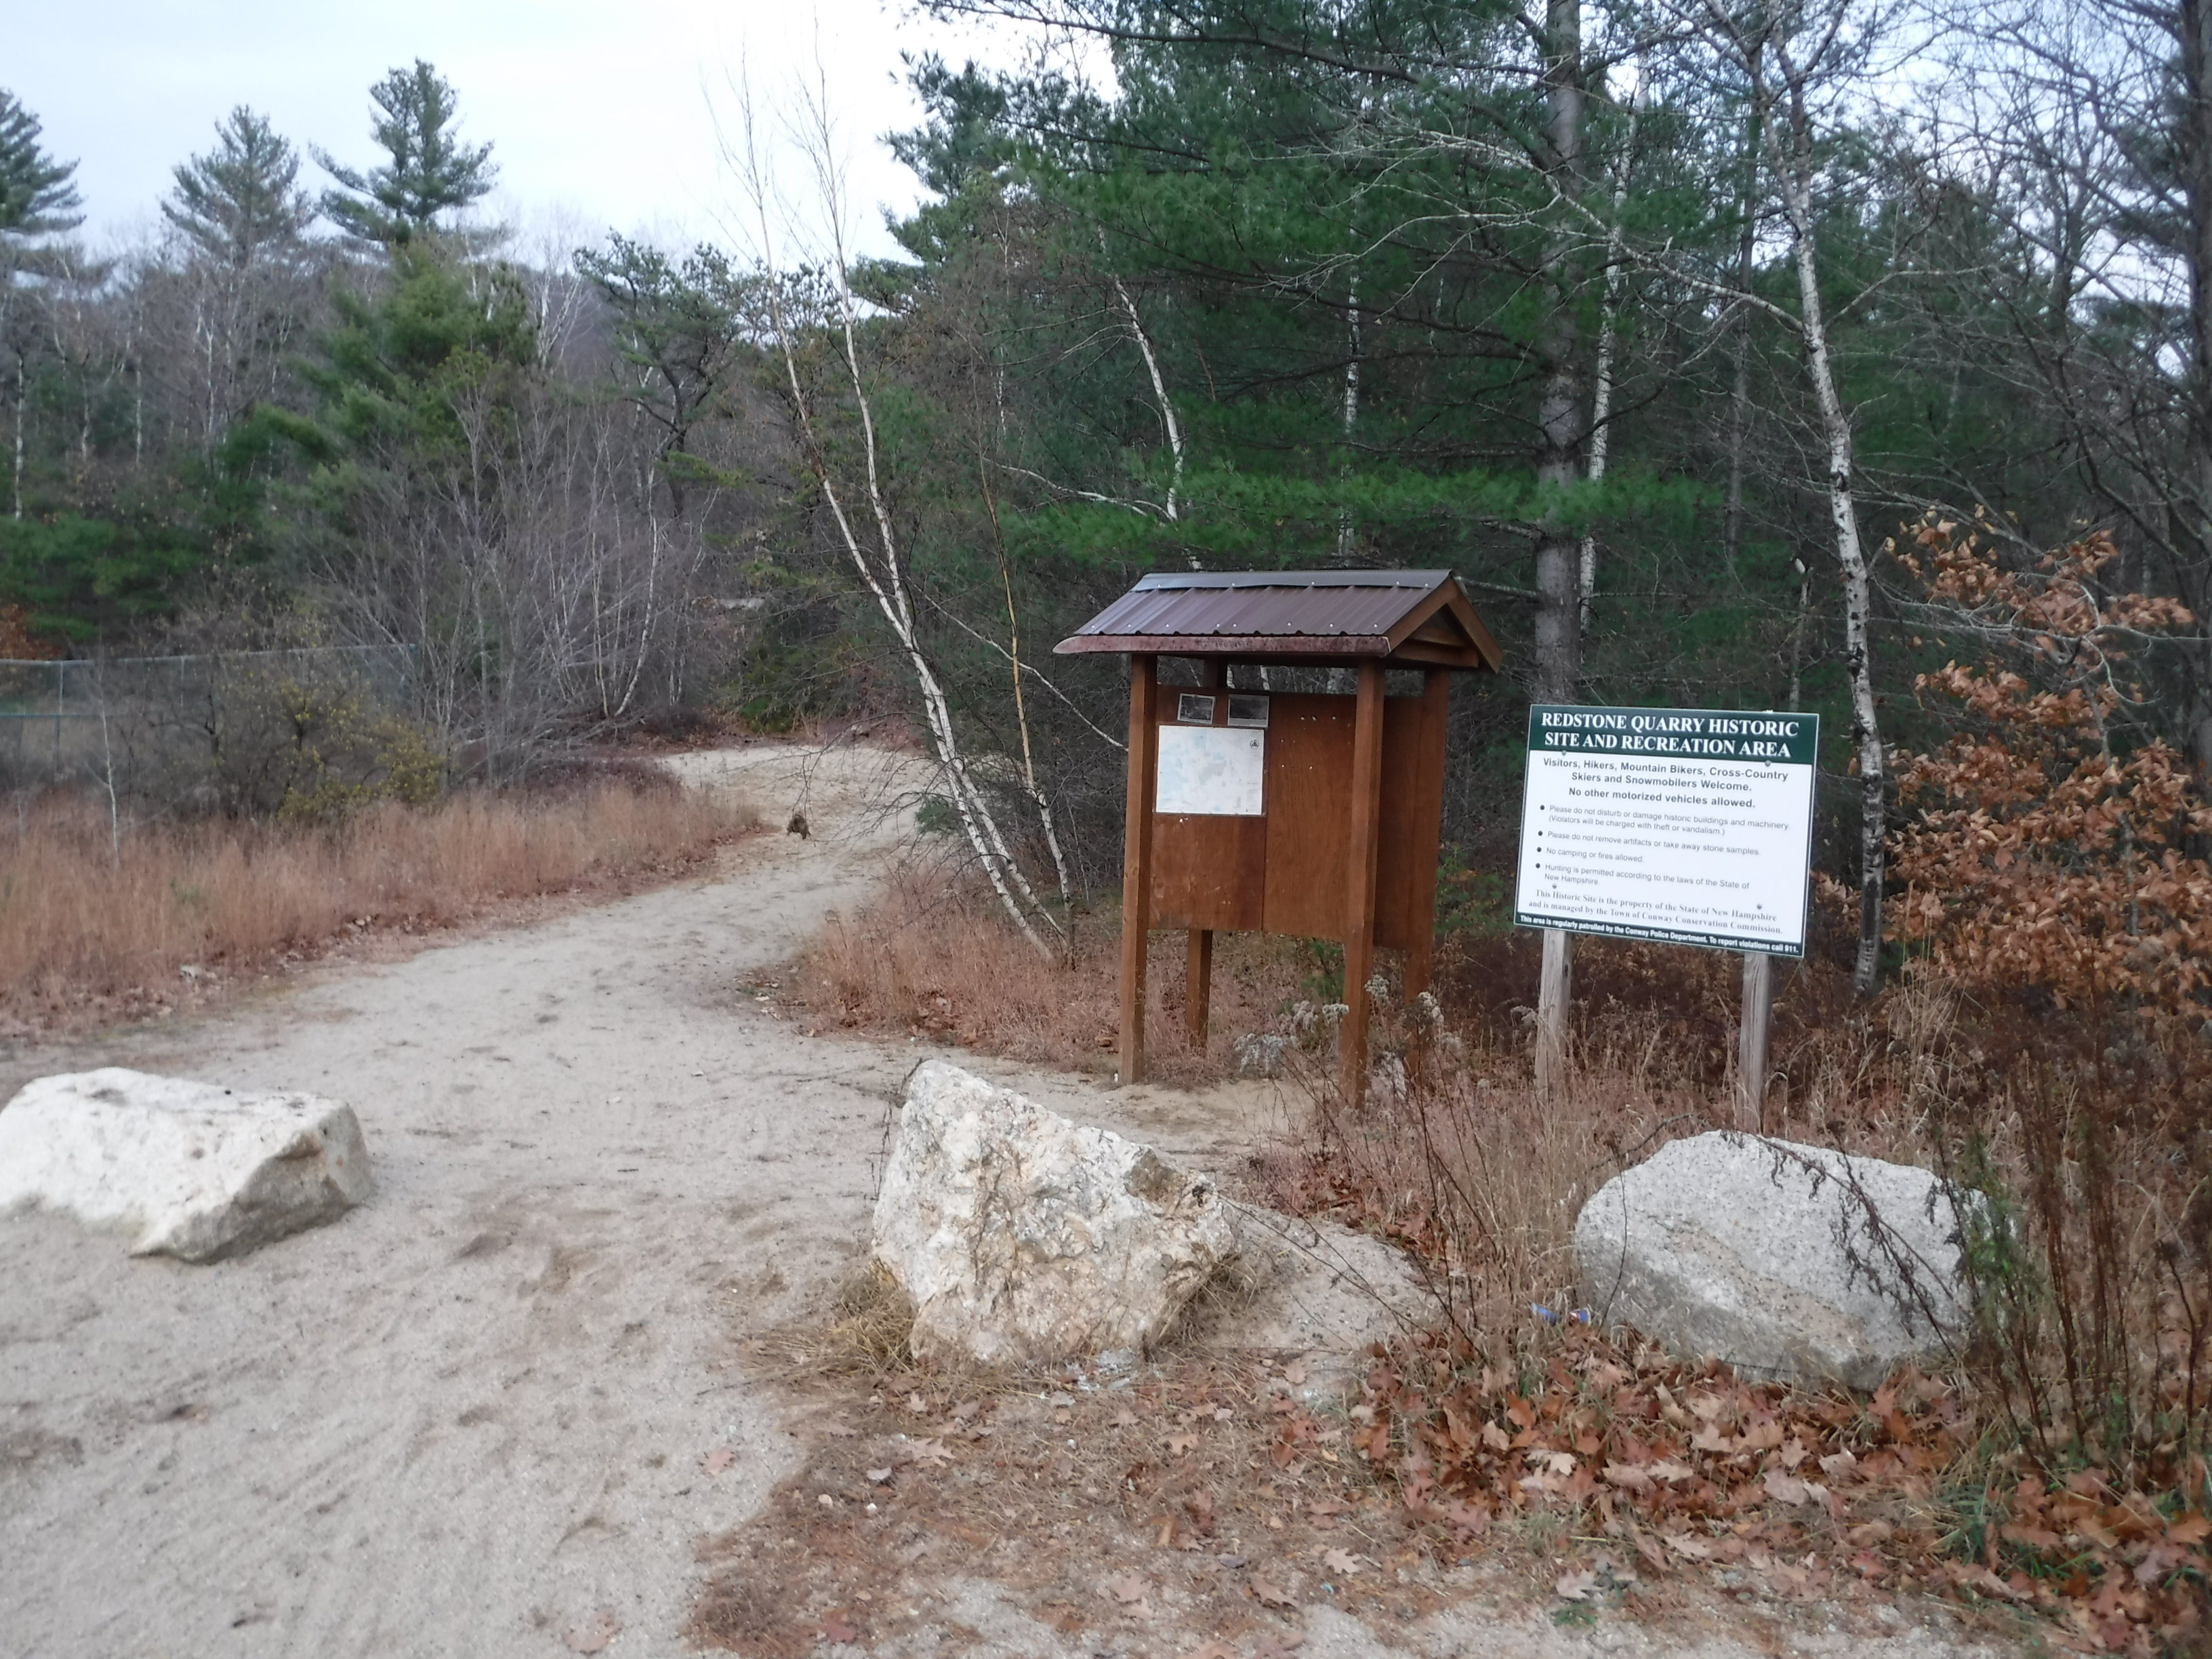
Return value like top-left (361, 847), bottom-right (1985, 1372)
top-left (1515, 705), bottom-right (1821, 958)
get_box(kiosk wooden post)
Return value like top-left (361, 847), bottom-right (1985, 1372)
top-left (1118, 655), bottom-right (1159, 1086)
top-left (1405, 669), bottom-right (1449, 1000)
top-left (1185, 659), bottom-right (1225, 1048)
top-left (1063, 570), bottom-right (1502, 1103)
top-left (1340, 659), bottom-right (1387, 1101)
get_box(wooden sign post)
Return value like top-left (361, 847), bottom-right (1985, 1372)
top-left (1059, 571), bottom-right (1502, 1103)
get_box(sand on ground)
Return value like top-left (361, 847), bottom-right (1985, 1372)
top-left (0, 743), bottom-right (2009, 1659)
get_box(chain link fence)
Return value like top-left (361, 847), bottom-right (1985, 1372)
top-left (0, 646), bottom-right (423, 814)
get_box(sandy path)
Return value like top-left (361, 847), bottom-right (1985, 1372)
top-left (0, 744), bottom-right (1268, 1659)
top-left (0, 744), bottom-right (2004, 1659)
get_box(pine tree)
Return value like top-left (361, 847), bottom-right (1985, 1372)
top-left (0, 88), bottom-right (81, 239)
top-left (314, 60), bottom-right (495, 246)
top-left (163, 107), bottom-right (314, 268)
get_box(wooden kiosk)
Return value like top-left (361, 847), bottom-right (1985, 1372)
top-left (1055, 570), bottom-right (1502, 1100)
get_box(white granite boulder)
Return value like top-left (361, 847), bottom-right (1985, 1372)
top-left (1574, 1131), bottom-right (1969, 1389)
top-left (873, 1061), bottom-right (1237, 1366)
top-left (0, 1069), bottom-right (373, 1263)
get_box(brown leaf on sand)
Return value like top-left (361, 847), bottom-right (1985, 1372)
top-left (703, 1446), bottom-right (734, 1476)
top-left (1284, 1357), bottom-right (1311, 1387)
top-left (911, 1437), bottom-right (952, 1466)
top-left (1321, 1547), bottom-right (1362, 1576)
top-left (1181, 1643), bottom-right (1237, 1659)
top-left (1112, 1405), bottom-right (1139, 1429)
top-left (565, 1610), bottom-right (621, 1654)
top-left (1105, 1572), bottom-right (1149, 1605)
top-left (822, 1610), bottom-right (859, 1642)
top-left (1250, 1572), bottom-right (1299, 1609)
top-left (1663, 1532), bottom-right (1715, 1561)
top-left (1555, 1570), bottom-right (1598, 1601)
top-left (1250, 1633), bottom-right (1306, 1658)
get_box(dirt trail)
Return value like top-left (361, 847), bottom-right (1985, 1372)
top-left (0, 743), bottom-right (2005, 1658)
top-left (0, 744), bottom-right (1289, 1659)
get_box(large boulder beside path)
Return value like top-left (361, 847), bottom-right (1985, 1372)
top-left (873, 1061), bottom-right (1237, 1366)
top-left (0, 1068), bottom-right (373, 1263)
top-left (1574, 1130), bottom-right (1971, 1391)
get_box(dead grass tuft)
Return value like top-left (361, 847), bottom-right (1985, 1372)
top-left (790, 865), bottom-right (1309, 1084)
top-left (0, 773), bottom-right (758, 1035)
top-left (754, 1264), bottom-right (918, 1382)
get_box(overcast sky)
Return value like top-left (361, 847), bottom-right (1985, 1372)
top-left (9, 0), bottom-right (1028, 261)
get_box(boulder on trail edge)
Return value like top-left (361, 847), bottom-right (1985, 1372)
top-left (0, 1068), bottom-right (373, 1263)
top-left (873, 1061), bottom-right (1237, 1366)
top-left (1574, 1130), bottom-right (1970, 1390)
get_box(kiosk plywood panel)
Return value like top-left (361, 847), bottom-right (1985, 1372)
top-left (1262, 695), bottom-right (1353, 939)
top-left (1375, 685), bottom-right (1447, 950)
top-left (1151, 814), bottom-right (1265, 930)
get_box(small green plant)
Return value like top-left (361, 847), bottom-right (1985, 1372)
top-left (914, 794), bottom-right (959, 837)
top-left (1298, 937), bottom-right (1343, 1003)
top-left (1435, 851), bottom-right (1512, 938)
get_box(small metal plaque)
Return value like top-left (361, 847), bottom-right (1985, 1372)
top-left (1225, 694), bottom-right (1270, 729)
top-left (1176, 693), bottom-right (1216, 724)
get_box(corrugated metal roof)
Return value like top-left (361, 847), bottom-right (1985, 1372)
top-left (1065, 569), bottom-right (1453, 642)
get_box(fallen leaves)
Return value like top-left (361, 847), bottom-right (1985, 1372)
top-left (1101, 1570), bottom-right (1155, 1620)
top-left (1352, 1324), bottom-right (2212, 1650)
top-left (1249, 1572), bottom-right (1299, 1609)
top-left (703, 1446), bottom-right (734, 1476)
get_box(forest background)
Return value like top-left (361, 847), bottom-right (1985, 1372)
top-left (9, 0), bottom-right (2211, 994)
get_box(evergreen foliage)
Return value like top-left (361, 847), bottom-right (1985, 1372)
top-left (0, 89), bottom-right (80, 239)
top-left (163, 107), bottom-right (315, 268)
top-left (314, 61), bottom-right (497, 246)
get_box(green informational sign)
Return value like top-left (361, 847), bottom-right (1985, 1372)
top-left (1515, 705), bottom-right (1822, 958)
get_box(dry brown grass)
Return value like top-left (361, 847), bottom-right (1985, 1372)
top-left (791, 866), bottom-right (1310, 1084)
top-left (0, 773), bottom-right (758, 1034)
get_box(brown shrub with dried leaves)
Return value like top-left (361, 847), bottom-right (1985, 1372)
top-left (1889, 519), bottom-right (2211, 1016)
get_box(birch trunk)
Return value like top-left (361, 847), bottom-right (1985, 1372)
top-left (1339, 270), bottom-right (1361, 562)
top-left (1111, 274), bottom-right (1185, 527)
top-left (1530, 0), bottom-right (1586, 709)
top-left (1775, 52), bottom-right (1887, 995)
top-left (737, 83), bottom-right (1063, 958)
top-left (1723, 51), bottom-right (1763, 567)
top-left (1578, 87), bottom-right (1641, 630)
top-left (1532, 0), bottom-right (1586, 1094)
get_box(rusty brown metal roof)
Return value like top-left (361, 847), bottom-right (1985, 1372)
top-left (1054, 569), bottom-right (1501, 670)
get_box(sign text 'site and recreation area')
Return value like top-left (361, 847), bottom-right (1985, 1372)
top-left (1514, 704), bottom-right (1822, 957)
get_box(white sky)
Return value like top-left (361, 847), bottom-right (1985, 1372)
top-left (8, 0), bottom-right (1033, 262)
